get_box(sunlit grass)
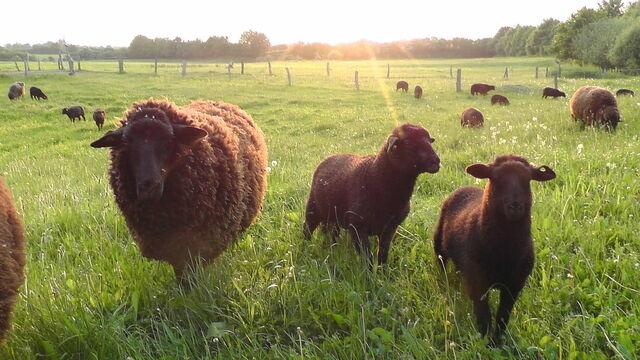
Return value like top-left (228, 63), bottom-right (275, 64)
top-left (0, 57), bottom-right (638, 359)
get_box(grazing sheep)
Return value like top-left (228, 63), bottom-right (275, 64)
top-left (93, 109), bottom-right (105, 130)
top-left (616, 89), bottom-right (634, 97)
top-left (470, 83), bottom-right (495, 96)
top-left (569, 86), bottom-right (621, 130)
top-left (29, 86), bottom-right (48, 100)
top-left (396, 81), bottom-right (409, 92)
top-left (7, 82), bottom-right (25, 100)
top-left (62, 106), bottom-right (86, 122)
top-left (491, 94), bottom-right (510, 105)
top-left (542, 87), bottom-right (566, 99)
top-left (414, 86), bottom-right (423, 99)
top-left (303, 123), bottom-right (440, 265)
top-left (91, 98), bottom-right (268, 284)
top-left (460, 107), bottom-right (484, 128)
top-left (0, 177), bottom-right (26, 341)
top-left (433, 154), bottom-right (556, 343)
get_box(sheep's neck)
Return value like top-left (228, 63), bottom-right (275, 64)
top-left (480, 185), bottom-right (532, 240)
top-left (370, 155), bottom-right (418, 201)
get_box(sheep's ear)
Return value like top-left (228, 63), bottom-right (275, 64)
top-left (90, 128), bottom-right (124, 148)
top-left (174, 125), bottom-right (207, 146)
top-left (466, 163), bottom-right (491, 179)
top-left (531, 165), bottom-right (556, 182)
top-left (429, 137), bottom-right (436, 143)
top-left (386, 135), bottom-right (399, 153)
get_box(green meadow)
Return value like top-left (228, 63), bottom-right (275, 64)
top-left (0, 57), bottom-right (638, 359)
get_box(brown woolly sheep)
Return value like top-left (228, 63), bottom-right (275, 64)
top-left (460, 107), bottom-right (484, 128)
top-left (396, 81), bottom-right (409, 92)
top-left (62, 106), bottom-right (85, 122)
top-left (29, 86), bottom-right (48, 100)
top-left (414, 86), bottom-right (423, 99)
top-left (569, 86), bottom-right (621, 130)
top-left (0, 177), bottom-right (26, 341)
top-left (542, 87), bottom-right (566, 99)
top-left (303, 123), bottom-right (440, 266)
top-left (616, 89), bottom-right (634, 97)
top-left (93, 109), bottom-right (105, 130)
top-left (491, 94), bottom-right (510, 105)
top-left (7, 82), bottom-right (25, 100)
top-left (470, 83), bottom-right (495, 96)
top-left (433, 155), bottom-right (556, 344)
top-left (91, 99), bottom-right (268, 284)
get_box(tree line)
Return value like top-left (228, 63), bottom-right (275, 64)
top-left (1, 1), bottom-right (638, 69)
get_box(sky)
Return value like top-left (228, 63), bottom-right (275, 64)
top-left (1, 0), bottom-right (607, 47)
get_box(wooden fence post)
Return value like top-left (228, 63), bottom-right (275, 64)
top-left (553, 75), bottom-right (558, 89)
top-left (535, 66), bottom-right (539, 79)
top-left (456, 69), bottom-right (462, 92)
top-left (450, 65), bottom-right (453, 78)
top-left (14, 61), bottom-right (20, 72)
top-left (154, 58), bottom-right (158, 75)
top-left (118, 59), bottom-right (124, 74)
top-left (503, 67), bottom-right (509, 79)
top-left (38, 56), bottom-right (41, 71)
top-left (387, 64), bottom-right (390, 79)
top-left (23, 59), bottom-right (28, 76)
top-left (545, 67), bottom-right (549, 77)
top-left (26, 53), bottom-right (30, 72)
top-left (77, 59), bottom-right (81, 72)
top-left (268, 61), bottom-right (272, 76)
top-left (58, 54), bottom-right (63, 70)
top-left (227, 63), bottom-right (232, 79)
top-left (182, 60), bottom-right (187, 76)
top-left (68, 59), bottom-right (75, 74)
top-left (557, 63), bottom-right (561, 78)
top-left (326, 62), bottom-right (330, 76)
top-left (241, 61), bottom-right (244, 75)
top-left (355, 71), bottom-right (359, 90)
top-left (286, 67), bottom-right (292, 86)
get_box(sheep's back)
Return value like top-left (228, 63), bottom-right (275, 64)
top-left (0, 178), bottom-right (25, 340)
top-left (570, 86), bottom-right (617, 124)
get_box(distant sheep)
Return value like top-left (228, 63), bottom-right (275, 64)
top-left (0, 178), bottom-right (26, 341)
top-left (93, 109), bottom-right (105, 130)
top-left (460, 107), bottom-right (484, 128)
top-left (303, 123), bottom-right (440, 266)
top-left (29, 86), bottom-right (48, 100)
top-left (62, 106), bottom-right (85, 122)
top-left (7, 82), bottom-right (25, 100)
top-left (491, 94), bottom-right (510, 105)
top-left (414, 86), bottom-right (423, 99)
top-left (470, 83), bottom-right (495, 96)
top-left (396, 81), bottom-right (409, 92)
top-left (542, 87), bottom-right (566, 99)
top-left (91, 99), bottom-right (268, 284)
top-left (569, 86), bottom-right (621, 130)
top-left (616, 89), bottom-right (634, 97)
top-left (434, 154), bottom-right (556, 343)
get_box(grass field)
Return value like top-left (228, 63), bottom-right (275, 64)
top-left (0, 57), bottom-right (639, 359)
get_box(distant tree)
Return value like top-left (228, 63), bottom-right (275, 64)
top-left (624, 0), bottom-right (640, 17)
top-left (525, 18), bottom-right (560, 55)
top-left (239, 30), bottom-right (270, 58)
top-left (550, 7), bottom-right (605, 60)
top-left (598, 0), bottom-right (624, 17)
top-left (204, 36), bottom-right (231, 58)
top-left (128, 35), bottom-right (155, 58)
top-left (609, 21), bottom-right (640, 68)
top-left (492, 26), bottom-right (514, 56)
top-left (573, 17), bottom-right (632, 68)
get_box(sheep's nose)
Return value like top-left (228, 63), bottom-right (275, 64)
top-left (508, 202), bottom-right (523, 211)
top-left (137, 179), bottom-right (163, 201)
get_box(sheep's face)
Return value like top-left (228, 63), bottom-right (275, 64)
top-left (467, 158), bottom-right (556, 221)
top-left (386, 123), bottom-right (440, 174)
top-left (90, 112), bottom-right (207, 202)
top-left (603, 107), bottom-right (620, 130)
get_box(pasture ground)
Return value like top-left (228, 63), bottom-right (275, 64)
top-left (0, 57), bottom-right (639, 359)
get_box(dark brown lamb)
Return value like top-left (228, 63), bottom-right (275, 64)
top-left (542, 87), bottom-right (566, 99)
top-left (460, 107), bottom-right (484, 128)
top-left (470, 83), bottom-right (495, 96)
top-left (433, 154), bottom-right (556, 344)
top-left (93, 109), bottom-right (105, 130)
top-left (7, 82), bottom-right (24, 100)
top-left (91, 98), bottom-right (268, 283)
top-left (303, 123), bottom-right (440, 266)
top-left (414, 86), bottom-right (423, 99)
top-left (616, 89), bottom-right (634, 97)
top-left (491, 94), bottom-right (510, 105)
top-left (0, 177), bottom-right (26, 341)
top-left (569, 86), bottom-right (621, 130)
top-left (396, 81), bottom-right (409, 92)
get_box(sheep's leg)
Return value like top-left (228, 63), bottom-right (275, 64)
top-left (492, 287), bottom-right (521, 344)
top-left (468, 283), bottom-right (491, 337)
top-left (377, 227), bottom-right (397, 265)
top-left (348, 226), bottom-right (372, 265)
top-left (303, 200), bottom-right (320, 240)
